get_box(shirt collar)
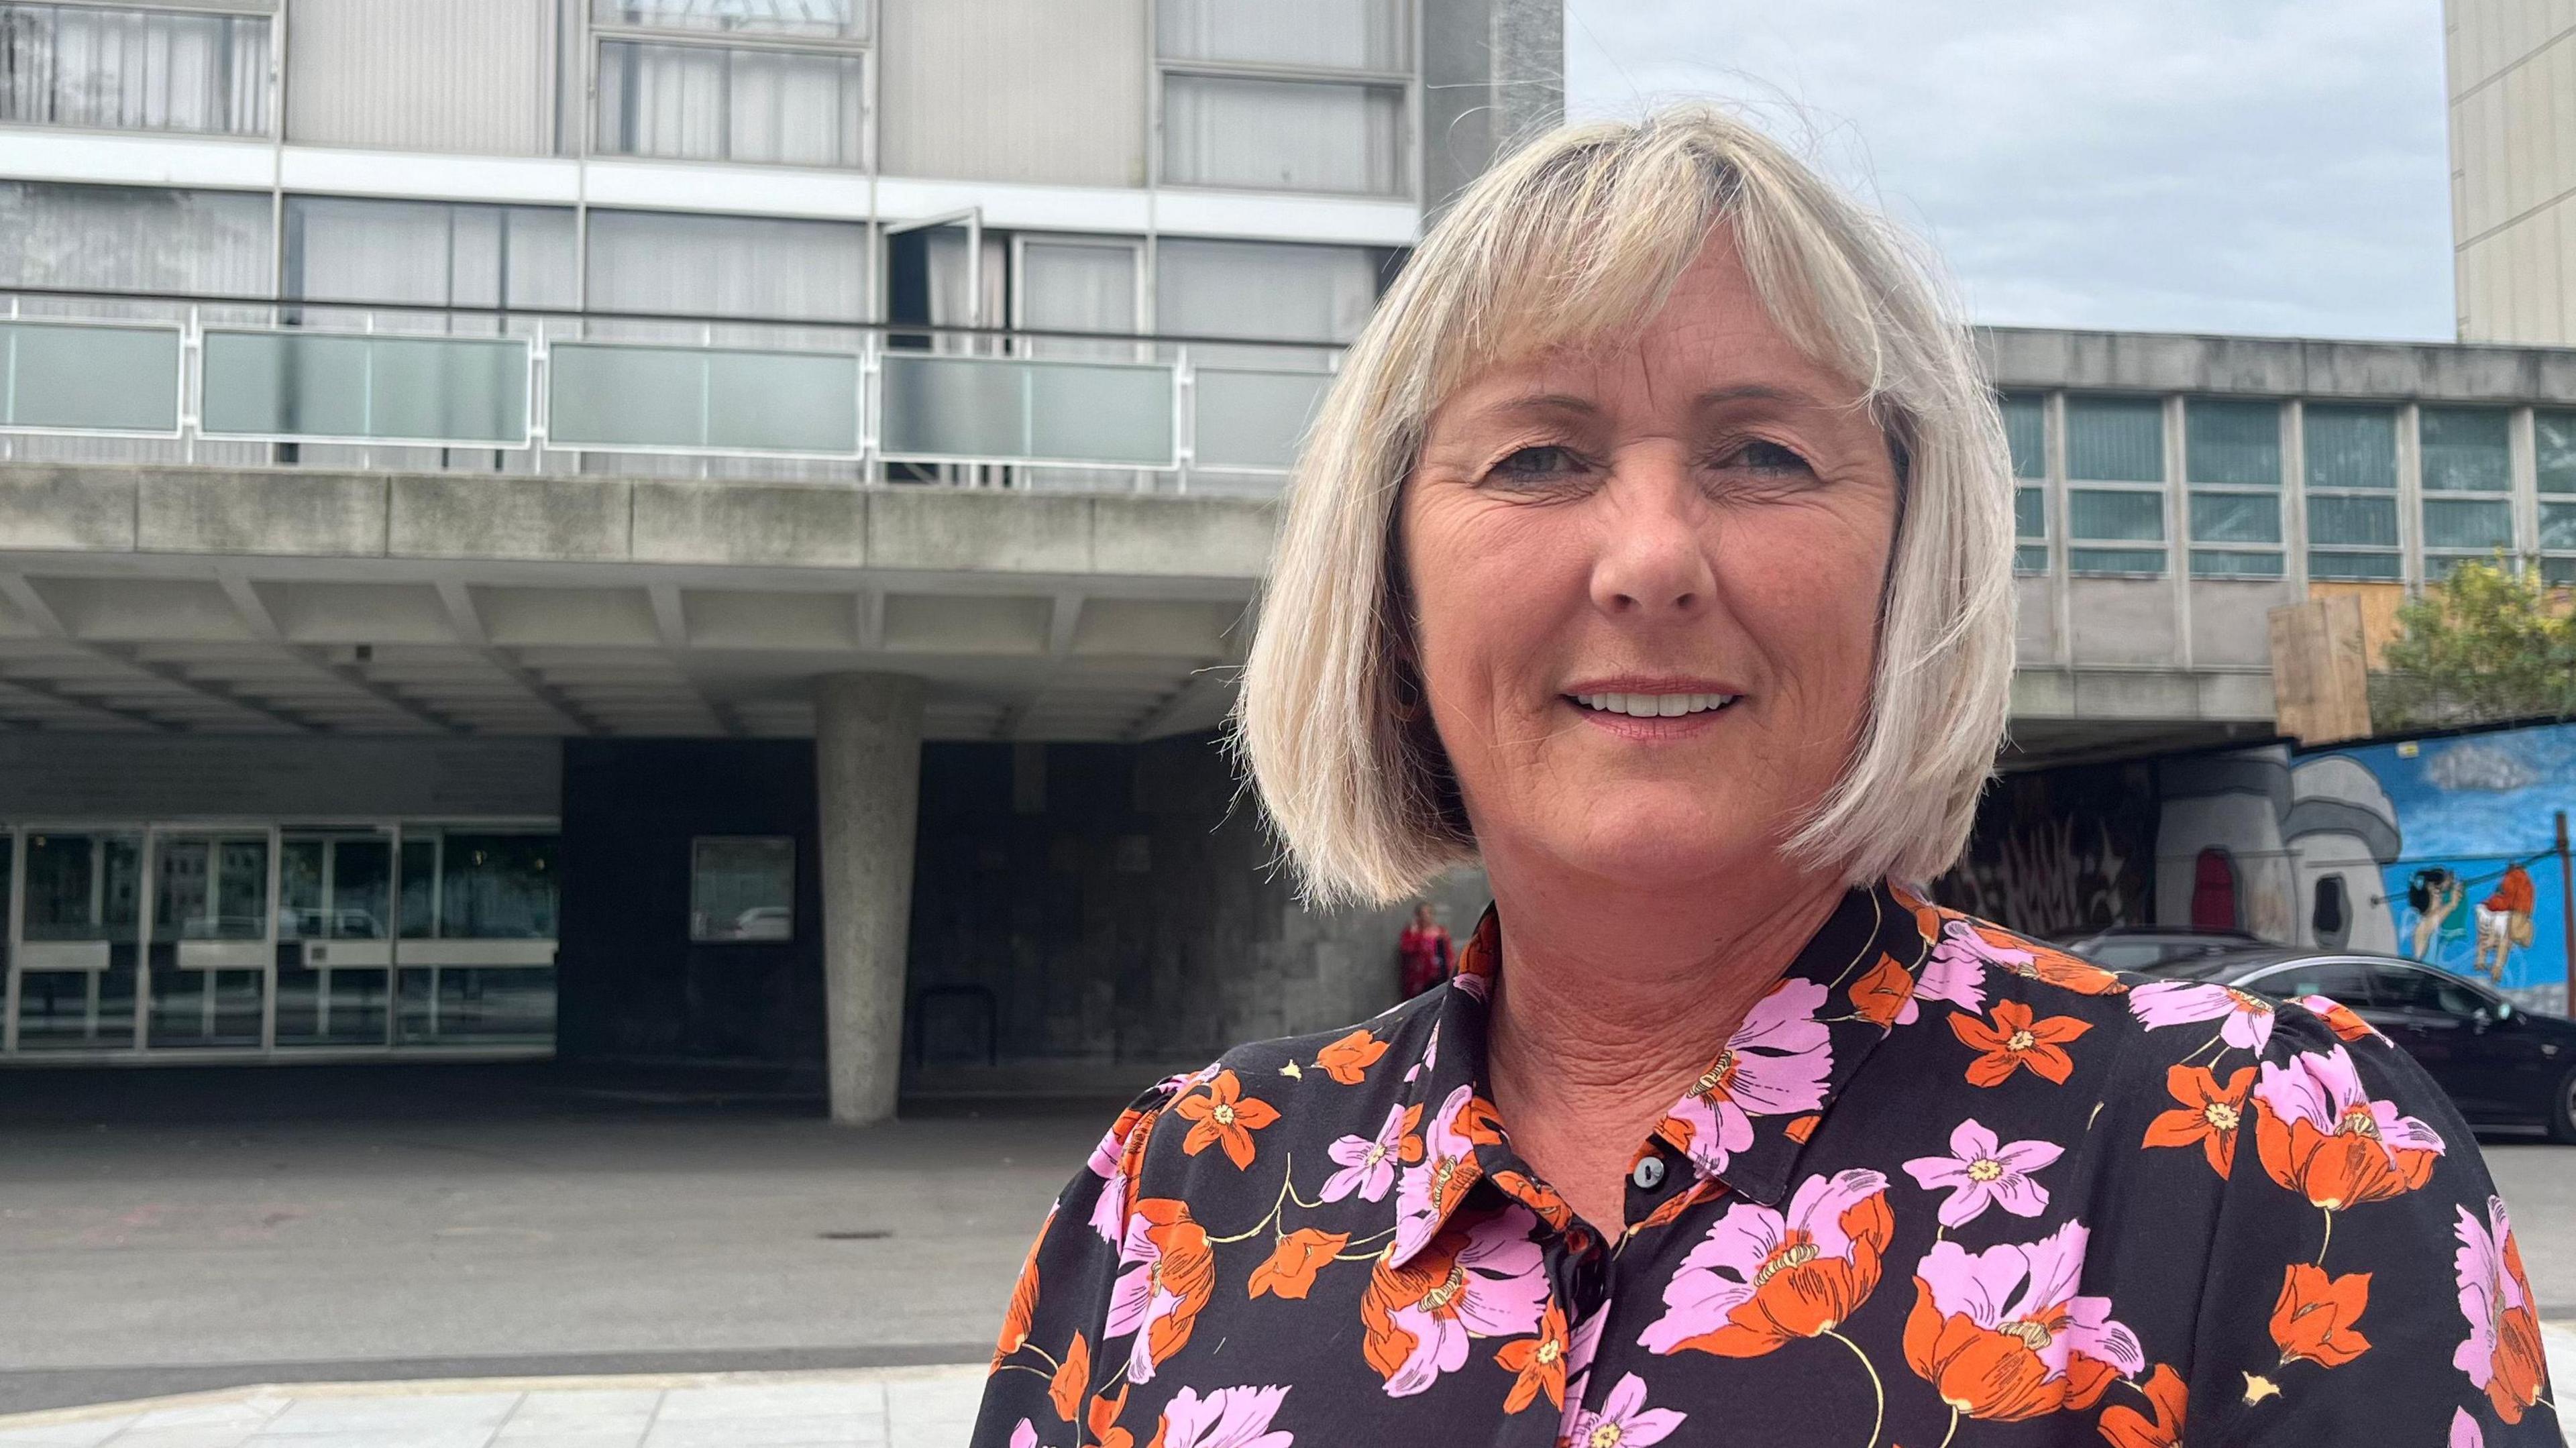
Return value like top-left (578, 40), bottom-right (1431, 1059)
top-left (1387, 881), bottom-right (1924, 1266)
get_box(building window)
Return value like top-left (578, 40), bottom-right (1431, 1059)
top-left (2063, 395), bottom-right (2165, 575)
top-left (592, 0), bottom-right (867, 168)
top-left (2418, 406), bottom-right (2512, 576)
top-left (2000, 392), bottom-right (2047, 573)
top-left (690, 836), bottom-right (793, 942)
top-left (0, 2), bottom-right (270, 137)
top-left (2539, 410), bottom-right (2576, 584)
top-left (2303, 404), bottom-right (2400, 581)
top-left (1155, 0), bottom-right (1409, 197)
top-left (2184, 398), bottom-right (2282, 577)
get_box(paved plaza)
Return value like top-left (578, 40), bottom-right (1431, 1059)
top-left (4, 1064), bottom-right (2576, 1443)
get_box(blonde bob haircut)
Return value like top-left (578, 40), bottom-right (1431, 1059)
top-left (1232, 105), bottom-right (2015, 907)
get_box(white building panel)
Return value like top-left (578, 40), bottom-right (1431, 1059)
top-left (284, 0), bottom-right (556, 158)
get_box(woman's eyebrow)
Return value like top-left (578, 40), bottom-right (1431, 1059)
top-left (1693, 382), bottom-right (1829, 410)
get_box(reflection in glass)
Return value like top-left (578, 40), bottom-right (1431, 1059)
top-left (277, 835), bottom-right (394, 1047)
top-left (17, 831), bottom-right (142, 1050)
top-left (441, 834), bottom-right (558, 940)
top-left (692, 836), bottom-right (794, 941)
top-left (397, 966), bottom-right (557, 1044)
top-left (148, 834), bottom-right (267, 1048)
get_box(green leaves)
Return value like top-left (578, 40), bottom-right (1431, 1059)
top-left (2373, 555), bottom-right (2576, 730)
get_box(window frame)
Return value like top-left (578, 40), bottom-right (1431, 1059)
top-left (0, 0), bottom-right (278, 141)
top-left (2538, 408), bottom-right (2576, 586)
top-left (688, 834), bottom-right (796, 944)
top-left (2061, 393), bottom-right (2169, 577)
top-left (2301, 402), bottom-right (2403, 583)
top-left (587, 0), bottom-right (874, 170)
top-left (1149, 0), bottom-right (1418, 201)
top-left (2182, 396), bottom-right (2284, 579)
top-left (1999, 391), bottom-right (2049, 575)
top-left (2416, 404), bottom-right (2516, 577)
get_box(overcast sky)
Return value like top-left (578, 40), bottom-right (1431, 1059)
top-left (1562, 0), bottom-right (2456, 341)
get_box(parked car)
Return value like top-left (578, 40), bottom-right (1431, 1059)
top-left (2131, 946), bottom-right (2576, 1141)
top-left (2057, 925), bottom-right (2265, 972)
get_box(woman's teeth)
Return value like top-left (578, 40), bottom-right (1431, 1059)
top-left (1570, 692), bottom-right (1737, 718)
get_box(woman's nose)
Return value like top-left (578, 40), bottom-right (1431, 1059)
top-left (1589, 466), bottom-right (1716, 618)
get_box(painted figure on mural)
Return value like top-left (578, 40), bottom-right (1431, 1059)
top-left (2476, 862), bottom-right (2538, 984)
top-left (2409, 867), bottom-right (2466, 961)
top-left (1395, 902), bottom-right (1453, 999)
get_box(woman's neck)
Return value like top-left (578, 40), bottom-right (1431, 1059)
top-left (1480, 855), bottom-right (1849, 1233)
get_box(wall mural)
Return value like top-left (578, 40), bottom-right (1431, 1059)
top-left (1935, 759), bottom-right (2157, 940)
top-left (2153, 722), bottom-right (2576, 1013)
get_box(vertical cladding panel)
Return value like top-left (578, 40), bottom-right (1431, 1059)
top-left (878, 0), bottom-right (1146, 188)
top-left (285, 0), bottom-right (554, 156)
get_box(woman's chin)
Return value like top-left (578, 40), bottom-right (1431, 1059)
top-left (1529, 806), bottom-right (1783, 893)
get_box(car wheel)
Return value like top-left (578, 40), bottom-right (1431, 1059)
top-left (2549, 1066), bottom-right (2576, 1145)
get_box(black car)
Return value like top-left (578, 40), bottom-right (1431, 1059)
top-left (2057, 925), bottom-right (2267, 972)
top-left (2133, 946), bottom-right (2576, 1141)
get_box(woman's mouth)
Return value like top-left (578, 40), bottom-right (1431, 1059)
top-left (1567, 691), bottom-right (1739, 718)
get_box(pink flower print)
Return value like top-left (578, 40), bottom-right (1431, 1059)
top-left (1403, 1021), bottom-right (1441, 1083)
top-left (1451, 968), bottom-right (1490, 1002)
top-left (1087, 1129), bottom-right (1130, 1243)
top-left (1393, 1084), bottom-right (1483, 1262)
top-left (1562, 1372), bottom-right (1686, 1447)
top-left (1557, 1303), bottom-right (1611, 1444)
top-left (1379, 1205), bottom-right (1550, 1396)
top-left (1658, 979), bottom-right (1833, 1178)
top-left (2454, 1195), bottom-right (2548, 1425)
top-left (1153, 1385), bottom-right (1294, 1448)
top-left (1008, 1419), bottom-right (1040, 1448)
top-left (1902, 1119), bottom-right (2063, 1228)
top-left (1916, 920), bottom-right (1997, 1015)
top-left (2452, 1408), bottom-right (2486, 1448)
top-left (2127, 979), bottom-right (2275, 1053)
top-left (1905, 1220), bottom-right (2143, 1418)
top-left (2251, 1043), bottom-right (2447, 1211)
top-left (1637, 1168), bottom-right (1893, 1357)
top-left (1322, 1103), bottom-right (1409, 1203)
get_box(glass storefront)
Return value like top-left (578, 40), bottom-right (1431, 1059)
top-left (1, 821), bottom-right (556, 1058)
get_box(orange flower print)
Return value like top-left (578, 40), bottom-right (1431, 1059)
top-left (2098, 1363), bottom-right (2186, 1448)
top-left (2251, 1045), bottom-right (2445, 1211)
top-left (1902, 1220), bottom-right (2143, 1421)
top-left (2141, 1063), bottom-right (2255, 1178)
top-left (994, 1212), bottom-right (1045, 1368)
top-left (2292, 993), bottom-right (2388, 1046)
top-left (2270, 1264), bottom-right (2370, 1368)
top-left (1490, 1168), bottom-right (1576, 1233)
top-left (1087, 1384), bottom-right (1130, 1448)
top-left (1849, 952), bottom-right (1917, 1028)
top-left (1173, 1070), bottom-right (1281, 1170)
top-left (1360, 1205), bottom-right (1549, 1397)
top-left (1316, 1029), bottom-right (1388, 1084)
top-left (1047, 1332), bottom-right (1089, 1420)
top-left (1639, 1168), bottom-right (1894, 1357)
top-left (1888, 881), bottom-right (1948, 945)
top-left (1935, 919), bottom-right (2127, 997)
top-left (1785, 1114), bottom-right (1821, 1143)
top-left (1107, 1199), bottom-right (1216, 1383)
top-left (1248, 1227), bottom-right (1348, 1300)
top-left (1495, 1300), bottom-right (1572, 1412)
top-left (1949, 999), bottom-right (2090, 1087)
top-left (2456, 1194), bottom-right (2548, 1425)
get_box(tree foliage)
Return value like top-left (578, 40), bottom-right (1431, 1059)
top-left (2373, 557), bottom-right (2576, 730)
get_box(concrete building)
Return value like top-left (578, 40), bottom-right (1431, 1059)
top-left (2445, 0), bottom-right (2576, 343)
top-left (13, 1), bottom-right (2576, 1115)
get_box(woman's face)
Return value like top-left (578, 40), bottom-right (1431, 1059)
top-left (1399, 232), bottom-right (1900, 895)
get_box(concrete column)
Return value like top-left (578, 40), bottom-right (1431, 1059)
top-left (814, 671), bottom-right (926, 1125)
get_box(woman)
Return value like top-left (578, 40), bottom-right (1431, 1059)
top-left (974, 109), bottom-right (2557, 1448)
top-left (1399, 902), bottom-right (1456, 998)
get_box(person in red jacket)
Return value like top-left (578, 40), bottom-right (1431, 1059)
top-left (2475, 862), bottom-right (2537, 983)
top-left (1396, 903), bottom-right (1454, 998)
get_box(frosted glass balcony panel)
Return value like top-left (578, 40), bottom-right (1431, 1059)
top-left (201, 331), bottom-right (527, 443)
top-left (1194, 368), bottom-right (1328, 471)
top-left (1, 321), bottom-right (179, 432)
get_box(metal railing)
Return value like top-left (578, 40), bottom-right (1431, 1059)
top-left (0, 286), bottom-right (1342, 492)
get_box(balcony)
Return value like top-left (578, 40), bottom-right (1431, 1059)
top-left (0, 287), bottom-right (1337, 494)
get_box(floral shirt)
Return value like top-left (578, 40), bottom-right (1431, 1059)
top-left (973, 883), bottom-right (2562, 1448)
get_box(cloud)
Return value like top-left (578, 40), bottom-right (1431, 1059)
top-left (1562, 0), bottom-right (2453, 340)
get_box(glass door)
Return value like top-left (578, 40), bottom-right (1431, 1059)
top-left (13, 829), bottom-right (144, 1052)
top-left (145, 829), bottom-right (273, 1050)
top-left (277, 830), bottom-right (394, 1046)
top-left (396, 828), bottom-right (559, 1045)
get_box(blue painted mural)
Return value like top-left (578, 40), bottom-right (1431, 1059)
top-left (2154, 721), bottom-right (2576, 1013)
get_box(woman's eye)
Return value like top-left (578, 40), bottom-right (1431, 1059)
top-left (1488, 445), bottom-right (1582, 481)
top-left (1725, 439), bottom-right (1813, 474)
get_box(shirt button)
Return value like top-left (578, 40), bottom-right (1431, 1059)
top-left (1631, 1156), bottom-right (1666, 1190)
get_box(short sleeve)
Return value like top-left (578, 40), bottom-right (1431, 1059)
top-left (2185, 1000), bottom-right (2563, 1446)
top-left (969, 1082), bottom-right (1174, 1448)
